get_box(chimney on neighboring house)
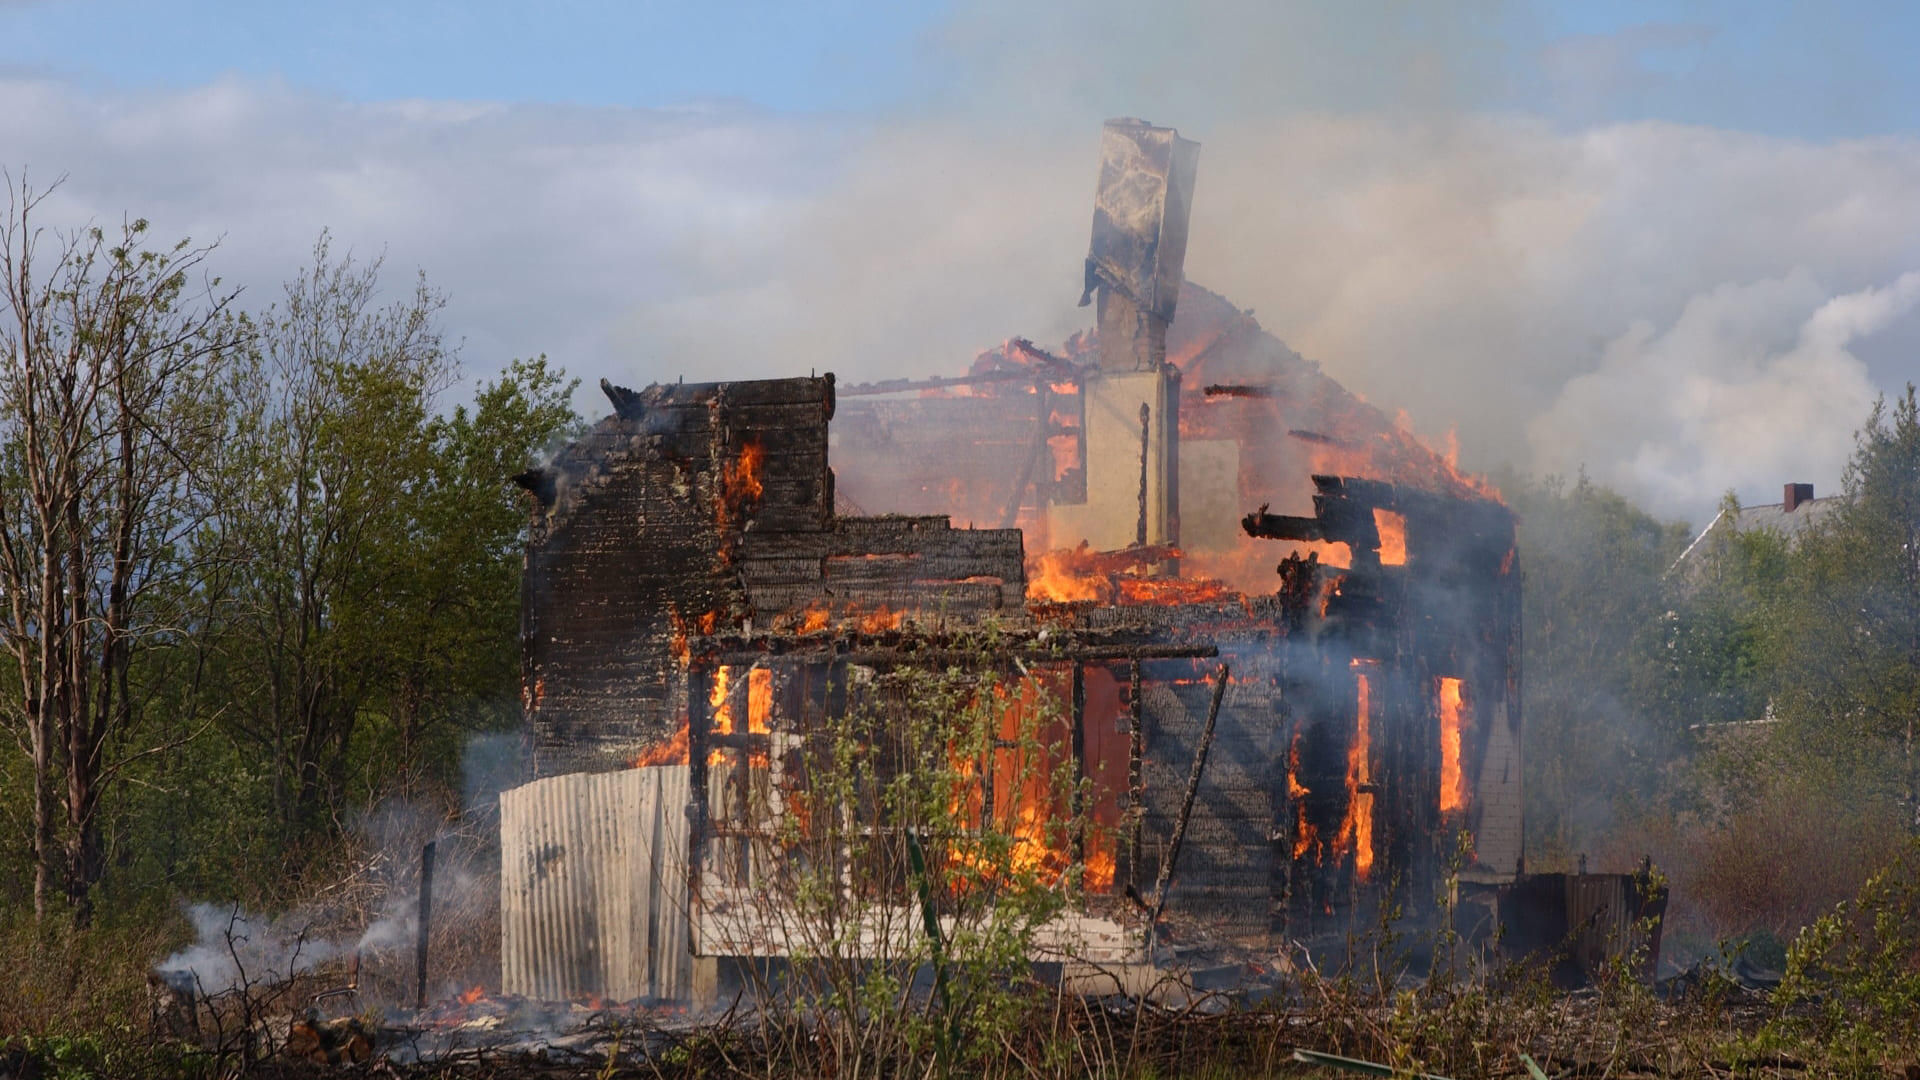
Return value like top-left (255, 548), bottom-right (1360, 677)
top-left (1784, 482), bottom-right (1814, 512)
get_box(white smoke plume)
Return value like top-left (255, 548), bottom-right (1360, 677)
top-left (154, 734), bottom-right (518, 999)
top-left (1532, 270), bottom-right (1920, 518)
top-left (155, 902), bottom-right (346, 995)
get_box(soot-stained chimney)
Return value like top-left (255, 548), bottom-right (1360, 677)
top-left (1784, 482), bottom-right (1814, 512)
top-left (1052, 119), bottom-right (1198, 556)
top-left (1080, 118), bottom-right (1201, 373)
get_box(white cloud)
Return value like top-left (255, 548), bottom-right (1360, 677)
top-left (0, 74), bottom-right (847, 401)
top-left (1528, 270), bottom-right (1916, 518)
top-left (6, 72), bottom-right (1920, 523)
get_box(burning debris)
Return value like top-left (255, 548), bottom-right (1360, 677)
top-left (497, 117), bottom-right (1651, 1010)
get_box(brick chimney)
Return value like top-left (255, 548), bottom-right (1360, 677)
top-left (1784, 482), bottom-right (1814, 512)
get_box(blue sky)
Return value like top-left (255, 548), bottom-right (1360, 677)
top-left (4, 1), bottom-right (1919, 137)
top-left (4, 0), bottom-right (1920, 520)
top-left (0, 1), bottom-right (953, 111)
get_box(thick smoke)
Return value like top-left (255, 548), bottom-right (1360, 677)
top-left (1531, 269), bottom-right (1920, 518)
top-left (154, 733), bottom-right (520, 1000)
top-left (155, 902), bottom-right (348, 996)
top-left (3, 5), bottom-right (1918, 521)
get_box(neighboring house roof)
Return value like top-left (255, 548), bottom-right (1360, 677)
top-left (1667, 494), bottom-right (1841, 580)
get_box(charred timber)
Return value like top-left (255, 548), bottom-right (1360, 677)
top-left (838, 366), bottom-right (1077, 398)
top-left (598, 374), bottom-right (837, 424)
top-left (1287, 429), bottom-right (1351, 448)
top-left (1203, 383), bottom-right (1272, 398)
top-left (701, 639), bottom-right (1220, 667)
top-left (1242, 505), bottom-right (1325, 542)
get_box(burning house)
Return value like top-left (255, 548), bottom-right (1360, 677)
top-left (498, 120), bottom-right (1647, 1002)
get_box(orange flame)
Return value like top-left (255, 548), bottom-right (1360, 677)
top-left (706, 666), bottom-right (736, 766)
top-left (458, 986), bottom-right (485, 1005)
top-left (1439, 677), bottom-right (1467, 816)
top-left (943, 675), bottom-right (1074, 889)
top-left (1027, 543), bottom-right (1113, 603)
top-left (709, 666), bottom-right (733, 737)
top-left (1319, 574), bottom-right (1344, 618)
top-left (704, 665), bottom-right (773, 768)
top-left (854, 605), bottom-right (904, 634)
top-left (667, 609), bottom-right (722, 667)
top-left (747, 667), bottom-right (772, 735)
top-left (631, 662), bottom-right (762, 770)
top-left (1083, 839), bottom-right (1116, 892)
top-left (1373, 509), bottom-right (1407, 566)
top-left (1026, 543), bottom-right (1234, 607)
top-left (1333, 670), bottom-right (1375, 881)
top-left (1299, 408), bottom-right (1502, 505)
top-left (630, 722), bottom-right (689, 768)
top-left (709, 665), bottom-right (772, 768)
top-left (1270, 541), bottom-right (1352, 572)
top-left (1286, 730), bottom-right (1318, 861)
top-left (716, 440), bottom-right (765, 528)
top-left (995, 682), bottom-right (1069, 881)
top-left (1115, 576), bottom-right (1236, 605)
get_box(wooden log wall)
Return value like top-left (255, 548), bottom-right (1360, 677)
top-left (520, 376), bottom-right (1028, 776)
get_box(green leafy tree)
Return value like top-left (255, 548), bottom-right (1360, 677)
top-left (212, 233), bottom-right (454, 833)
top-left (379, 355), bottom-right (578, 793)
top-left (0, 177), bottom-right (245, 922)
top-left (211, 235), bottom-right (577, 843)
top-left (1762, 386), bottom-right (1920, 831)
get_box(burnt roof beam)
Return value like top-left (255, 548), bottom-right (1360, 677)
top-left (1242, 506), bottom-right (1326, 543)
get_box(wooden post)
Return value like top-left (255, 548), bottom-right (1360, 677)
top-left (1135, 403), bottom-right (1151, 547)
top-left (1070, 661), bottom-right (1086, 864)
top-left (687, 663), bottom-right (711, 930)
top-left (414, 841), bottom-right (436, 1010)
top-left (1126, 659), bottom-right (1144, 888)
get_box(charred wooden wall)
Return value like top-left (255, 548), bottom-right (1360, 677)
top-left (1251, 477), bottom-right (1521, 935)
top-left (519, 377), bottom-right (834, 775)
top-left (745, 515), bottom-right (1026, 629)
top-left (1134, 655), bottom-right (1282, 938)
top-left (520, 376), bottom-right (1027, 777)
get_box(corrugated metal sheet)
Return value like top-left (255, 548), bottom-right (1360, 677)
top-left (1566, 873), bottom-right (1666, 980)
top-left (499, 766), bottom-right (690, 1001)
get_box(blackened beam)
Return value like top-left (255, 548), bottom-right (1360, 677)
top-left (698, 635), bottom-right (1217, 666)
top-left (687, 664), bottom-right (712, 907)
top-left (1203, 383), bottom-right (1272, 398)
top-left (839, 356), bottom-right (1083, 398)
top-left (709, 732), bottom-right (771, 750)
top-left (1070, 662), bottom-right (1086, 863)
top-left (1243, 504), bottom-right (1325, 542)
top-left (823, 644), bottom-right (1216, 667)
top-left (1311, 474), bottom-right (1398, 506)
top-left (414, 841), bottom-right (435, 1010)
top-left (1287, 429), bottom-right (1350, 447)
top-left (1127, 659), bottom-right (1144, 883)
